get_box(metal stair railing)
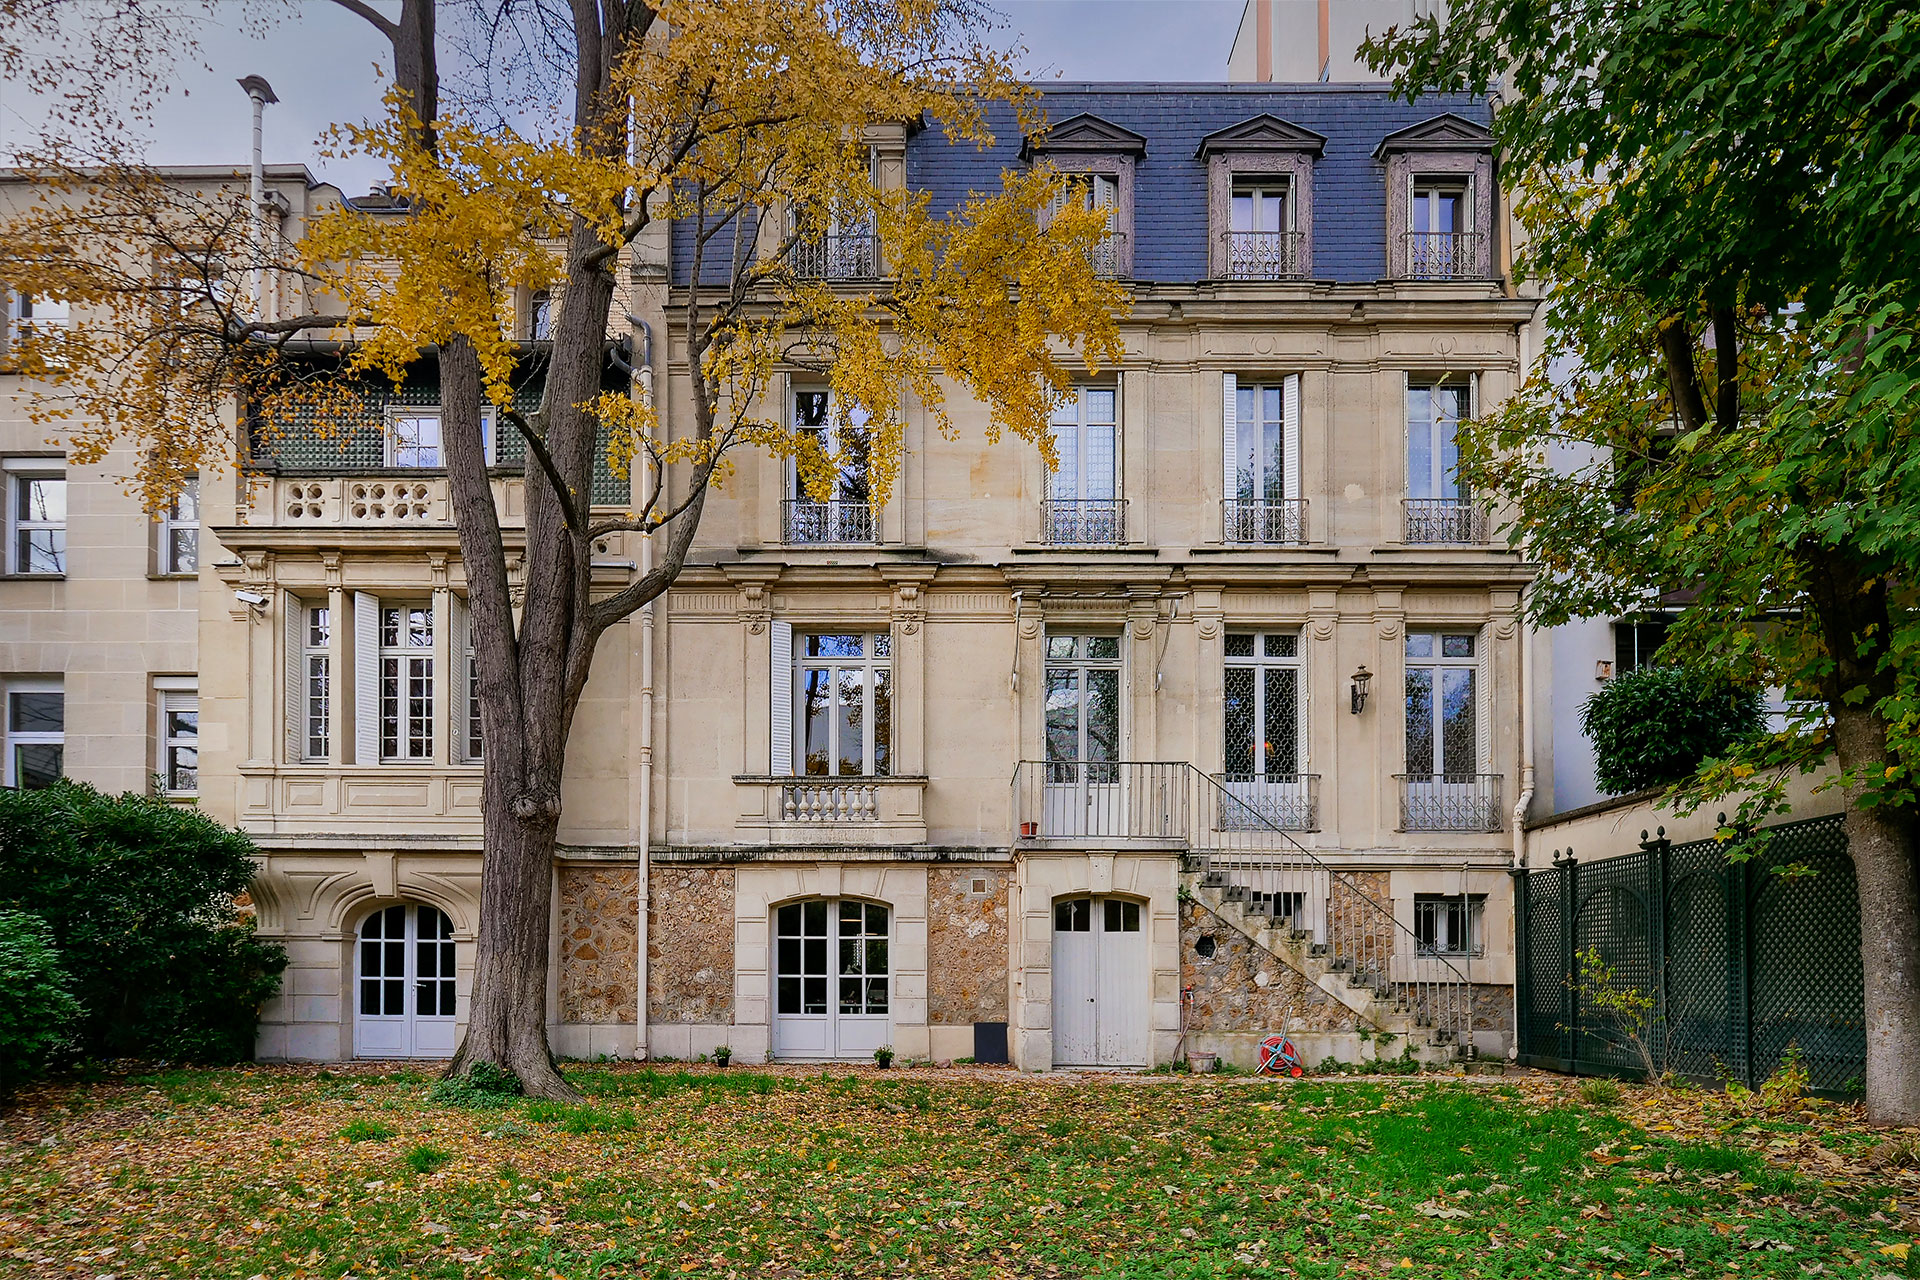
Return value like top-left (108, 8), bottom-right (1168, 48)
top-left (1188, 765), bottom-right (1476, 1052)
top-left (1009, 760), bottom-right (1477, 1051)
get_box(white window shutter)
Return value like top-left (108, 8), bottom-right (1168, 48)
top-left (1477, 627), bottom-right (1493, 774)
top-left (451, 595), bottom-right (471, 763)
top-left (1221, 372), bottom-right (1237, 501)
top-left (769, 619), bottom-right (794, 776)
top-left (355, 591), bottom-right (380, 764)
top-left (1282, 373), bottom-right (1302, 503)
top-left (1469, 371), bottom-right (1480, 419)
top-left (284, 594), bottom-right (305, 764)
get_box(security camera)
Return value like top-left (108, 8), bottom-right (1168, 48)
top-left (234, 589), bottom-right (269, 608)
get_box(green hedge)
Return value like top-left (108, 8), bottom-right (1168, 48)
top-left (0, 782), bottom-right (286, 1063)
top-left (0, 910), bottom-right (80, 1094)
top-left (1581, 665), bottom-right (1765, 794)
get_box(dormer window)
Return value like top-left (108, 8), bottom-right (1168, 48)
top-left (1022, 113), bottom-right (1145, 280)
top-left (1198, 114), bottom-right (1324, 281)
top-left (1375, 113), bottom-right (1496, 282)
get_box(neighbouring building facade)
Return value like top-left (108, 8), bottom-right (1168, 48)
top-left (8, 84), bottom-right (1539, 1071)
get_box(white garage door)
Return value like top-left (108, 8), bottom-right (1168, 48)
top-left (354, 904), bottom-right (458, 1059)
top-left (1052, 895), bottom-right (1150, 1067)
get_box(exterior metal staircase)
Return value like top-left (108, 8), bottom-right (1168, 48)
top-left (1014, 760), bottom-right (1476, 1060)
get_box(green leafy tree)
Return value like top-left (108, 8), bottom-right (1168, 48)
top-left (1581, 666), bottom-right (1764, 796)
top-left (1364, 1), bottom-right (1920, 1121)
top-left (0, 910), bottom-right (81, 1094)
top-left (0, 782), bottom-right (286, 1062)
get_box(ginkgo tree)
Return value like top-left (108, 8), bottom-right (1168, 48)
top-left (0, 0), bottom-right (1123, 1097)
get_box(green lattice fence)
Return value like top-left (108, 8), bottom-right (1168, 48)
top-left (250, 360), bottom-right (630, 506)
top-left (1516, 813), bottom-right (1864, 1094)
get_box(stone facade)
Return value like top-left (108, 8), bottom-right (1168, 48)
top-left (926, 866), bottom-right (1011, 1024)
top-left (647, 865), bottom-right (735, 1026)
top-left (1180, 898), bottom-right (1355, 1035)
top-left (557, 864), bottom-right (640, 1026)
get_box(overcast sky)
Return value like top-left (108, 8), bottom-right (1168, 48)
top-left (0, 0), bottom-right (1243, 194)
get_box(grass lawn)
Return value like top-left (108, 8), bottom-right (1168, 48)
top-left (3, 1064), bottom-right (1917, 1279)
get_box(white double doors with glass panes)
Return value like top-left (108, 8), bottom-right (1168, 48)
top-left (773, 899), bottom-right (890, 1060)
top-left (354, 904), bottom-right (457, 1058)
top-left (1052, 896), bottom-right (1149, 1067)
top-left (1043, 635), bottom-right (1123, 837)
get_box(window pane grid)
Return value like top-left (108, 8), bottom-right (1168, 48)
top-left (5, 684), bottom-right (63, 789)
top-left (304, 606), bottom-right (331, 761)
top-left (160, 693), bottom-right (198, 794)
top-left (12, 474), bottom-right (66, 574)
top-left (1404, 630), bottom-right (1479, 778)
top-left (1224, 631), bottom-right (1304, 779)
top-left (161, 478), bottom-right (199, 574)
top-left (797, 633), bottom-right (891, 778)
top-left (379, 605), bottom-right (435, 761)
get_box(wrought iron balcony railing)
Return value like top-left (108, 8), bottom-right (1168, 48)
top-left (1042, 498), bottom-right (1126, 545)
top-left (1223, 498), bottom-right (1308, 544)
top-left (1213, 772), bottom-right (1320, 831)
top-left (783, 499), bottom-right (876, 545)
top-left (1404, 231), bottom-right (1487, 280)
top-left (1403, 498), bottom-right (1487, 544)
top-left (789, 233), bottom-right (880, 281)
top-left (1396, 773), bottom-right (1505, 833)
top-left (1220, 230), bottom-right (1306, 280)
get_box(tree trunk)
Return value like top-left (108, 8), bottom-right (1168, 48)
top-left (1830, 702), bottom-right (1920, 1124)
top-left (1804, 547), bottom-right (1920, 1124)
top-left (446, 771), bottom-right (575, 1099)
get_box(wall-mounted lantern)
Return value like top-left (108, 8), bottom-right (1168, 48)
top-left (1349, 665), bottom-right (1372, 714)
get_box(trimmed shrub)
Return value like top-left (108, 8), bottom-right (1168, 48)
top-left (0, 781), bottom-right (287, 1063)
top-left (1581, 665), bottom-right (1765, 794)
top-left (0, 910), bottom-right (81, 1094)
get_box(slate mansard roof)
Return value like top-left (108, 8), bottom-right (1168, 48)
top-left (671, 83), bottom-right (1493, 288)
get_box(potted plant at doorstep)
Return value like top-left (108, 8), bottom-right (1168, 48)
top-left (874, 1045), bottom-right (895, 1070)
top-left (713, 1045), bottom-right (732, 1068)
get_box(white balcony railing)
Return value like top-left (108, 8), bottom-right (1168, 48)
top-left (264, 475), bottom-right (525, 528)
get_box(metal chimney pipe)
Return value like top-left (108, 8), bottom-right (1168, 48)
top-left (237, 75), bottom-right (279, 314)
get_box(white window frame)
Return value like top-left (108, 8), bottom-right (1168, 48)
top-left (384, 407), bottom-right (496, 469)
top-left (301, 603), bottom-right (332, 762)
top-left (1229, 178), bottom-right (1291, 233)
top-left (3, 677), bottom-right (63, 790)
top-left (5, 458), bottom-right (66, 576)
top-left (1406, 380), bottom-right (1471, 502)
top-left (789, 387), bottom-right (873, 503)
top-left (793, 632), bottom-right (893, 778)
top-left (1047, 385), bottom-right (1119, 502)
top-left (1414, 893), bottom-right (1486, 958)
top-left (8, 289), bottom-right (69, 331)
top-left (528, 289), bottom-right (553, 341)
top-left (155, 679), bottom-right (199, 797)
top-left (1404, 630), bottom-right (1485, 778)
top-left (1409, 177), bottom-right (1470, 234)
top-left (159, 477), bottom-right (199, 576)
top-left (378, 602), bottom-right (435, 762)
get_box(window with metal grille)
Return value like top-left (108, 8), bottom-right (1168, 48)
top-left (379, 603), bottom-right (434, 761)
top-left (1414, 893), bottom-right (1485, 957)
top-left (1224, 631), bottom-right (1303, 776)
top-left (304, 605), bottom-right (331, 761)
top-left (795, 633), bottom-right (891, 777)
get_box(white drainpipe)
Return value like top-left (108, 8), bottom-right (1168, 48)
top-left (237, 76), bottom-right (278, 314)
top-left (631, 314), bottom-right (656, 1059)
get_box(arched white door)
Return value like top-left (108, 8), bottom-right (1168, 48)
top-left (354, 904), bottom-right (457, 1058)
top-left (772, 899), bottom-right (891, 1060)
top-left (1052, 896), bottom-right (1150, 1067)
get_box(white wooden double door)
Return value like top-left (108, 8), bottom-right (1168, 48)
top-left (772, 898), bottom-right (892, 1060)
top-left (1051, 895), bottom-right (1150, 1067)
top-left (354, 904), bottom-right (458, 1059)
